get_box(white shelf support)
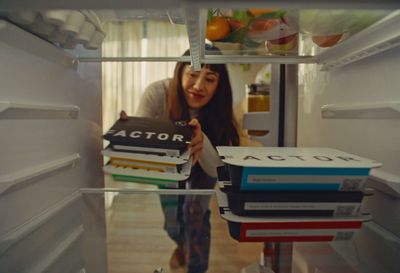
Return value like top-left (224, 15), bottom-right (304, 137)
top-left (184, 8), bottom-right (205, 71)
top-left (0, 20), bottom-right (77, 68)
top-left (0, 153), bottom-right (80, 195)
top-left (369, 169), bottom-right (400, 197)
top-left (0, 100), bottom-right (80, 119)
top-left (321, 101), bottom-right (400, 119)
top-left (317, 10), bottom-right (400, 70)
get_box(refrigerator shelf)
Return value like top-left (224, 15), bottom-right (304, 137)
top-left (321, 101), bottom-right (400, 119)
top-left (0, 191), bottom-right (82, 255)
top-left (0, 20), bottom-right (76, 68)
top-left (317, 10), bottom-right (400, 70)
top-left (80, 187), bottom-right (215, 195)
top-left (28, 225), bottom-right (84, 273)
top-left (369, 169), bottom-right (400, 197)
top-left (0, 154), bottom-right (80, 195)
top-left (2, 7), bottom-right (399, 69)
top-left (77, 8), bottom-right (398, 70)
top-left (0, 0), bottom-right (398, 10)
top-left (0, 100), bottom-right (80, 119)
top-left (78, 54), bottom-right (316, 64)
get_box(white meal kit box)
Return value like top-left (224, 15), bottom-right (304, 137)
top-left (216, 147), bottom-right (381, 191)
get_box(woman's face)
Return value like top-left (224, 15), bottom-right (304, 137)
top-left (181, 65), bottom-right (220, 109)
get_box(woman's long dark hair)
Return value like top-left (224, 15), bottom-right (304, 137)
top-left (167, 46), bottom-right (240, 147)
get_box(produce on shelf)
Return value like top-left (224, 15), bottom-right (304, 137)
top-left (206, 9), bottom-right (389, 52)
top-left (248, 9), bottom-right (276, 16)
top-left (206, 16), bottom-right (231, 41)
top-left (266, 33), bottom-right (298, 54)
top-left (246, 18), bottom-right (280, 42)
top-left (206, 9), bottom-right (296, 54)
top-left (248, 14), bottom-right (298, 54)
top-left (311, 34), bottom-right (343, 48)
top-left (300, 10), bottom-right (389, 48)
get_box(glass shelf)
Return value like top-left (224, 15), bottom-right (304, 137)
top-left (86, 8), bottom-right (399, 69)
top-left (1, 7), bottom-right (399, 67)
top-left (205, 9), bottom-right (391, 57)
top-left (79, 184), bottom-right (394, 273)
top-left (0, 9), bottom-right (190, 58)
top-left (82, 187), bottom-right (264, 273)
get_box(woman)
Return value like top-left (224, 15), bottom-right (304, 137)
top-left (124, 45), bottom-right (239, 273)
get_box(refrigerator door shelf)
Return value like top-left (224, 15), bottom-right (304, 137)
top-left (0, 101), bottom-right (80, 119)
top-left (321, 101), bottom-right (400, 119)
top-left (0, 154), bottom-right (80, 195)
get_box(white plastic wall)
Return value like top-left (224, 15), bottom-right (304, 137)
top-left (298, 45), bottom-right (400, 271)
top-left (0, 21), bottom-right (105, 273)
top-left (298, 47), bottom-right (400, 177)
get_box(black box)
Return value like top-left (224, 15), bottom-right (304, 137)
top-left (219, 182), bottom-right (365, 217)
top-left (104, 116), bottom-right (192, 156)
top-left (216, 189), bottom-right (371, 242)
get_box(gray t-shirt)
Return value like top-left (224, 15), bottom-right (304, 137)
top-left (136, 79), bottom-right (170, 120)
top-left (136, 79), bottom-right (222, 178)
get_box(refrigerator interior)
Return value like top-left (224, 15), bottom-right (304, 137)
top-left (297, 35), bottom-right (400, 273)
top-left (1, 2), bottom-right (400, 273)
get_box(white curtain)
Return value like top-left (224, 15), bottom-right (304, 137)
top-left (102, 21), bottom-right (189, 133)
top-left (101, 21), bottom-right (142, 133)
top-left (142, 21), bottom-right (189, 94)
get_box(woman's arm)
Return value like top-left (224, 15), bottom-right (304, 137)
top-left (188, 119), bottom-right (222, 178)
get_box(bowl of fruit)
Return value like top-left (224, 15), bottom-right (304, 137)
top-left (299, 10), bottom-right (353, 48)
top-left (206, 9), bottom-right (299, 55)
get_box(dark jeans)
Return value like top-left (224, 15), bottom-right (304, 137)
top-left (160, 177), bottom-right (216, 273)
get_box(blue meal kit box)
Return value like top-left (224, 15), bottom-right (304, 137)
top-left (216, 147), bottom-right (381, 191)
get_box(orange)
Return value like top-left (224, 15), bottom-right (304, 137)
top-left (206, 16), bottom-right (231, 41)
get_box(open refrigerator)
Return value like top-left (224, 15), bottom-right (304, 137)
top-left (0, 1), bottom-right (399, 273)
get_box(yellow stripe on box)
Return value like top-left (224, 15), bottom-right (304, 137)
top-left (109, 156), bottom-right (176, 166)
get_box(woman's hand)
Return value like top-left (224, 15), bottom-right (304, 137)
top-left (119, 110), bottom-right (128, 120)
top-left (188, 118), bottom-right (204, 166)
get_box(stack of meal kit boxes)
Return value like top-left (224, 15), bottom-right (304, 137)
top-left (102, 116), bottom-right (192, 188)
top-left (215, 146), bottom-right (381, 242)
